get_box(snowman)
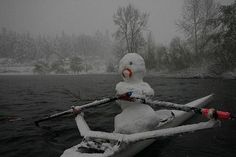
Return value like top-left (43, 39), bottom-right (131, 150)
top-left (114, 53), bottom-right (160, 134)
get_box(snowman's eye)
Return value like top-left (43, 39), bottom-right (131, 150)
top-left (129, 61), bottom-right (133, 65)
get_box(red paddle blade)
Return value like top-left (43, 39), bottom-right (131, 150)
top-left (201, 108), bottom-right (234, 120)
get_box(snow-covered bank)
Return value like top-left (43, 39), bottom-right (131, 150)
top-left (0, 65), bottom-right (113, 75)
top-left (0, 66), bottom-right (34, 75)
top-left (148, 68), bottom-right (236, 79)
top-left (0, 65), bottom-right (235, 79)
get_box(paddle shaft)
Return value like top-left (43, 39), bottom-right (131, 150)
top-left (34, 92), bottom-right (132, 126)
top-left (34, 110), bottom-right (71, 126)
top-left (143, 99), bottom-right (234, 120)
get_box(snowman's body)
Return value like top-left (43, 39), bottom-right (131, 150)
top-left (114, 53), bottom-right (160, 134)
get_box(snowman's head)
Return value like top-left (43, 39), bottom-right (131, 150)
top-left (118, 53), bottom-right (146, 83)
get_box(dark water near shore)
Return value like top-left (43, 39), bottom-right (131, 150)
top-left (0, 74), bottom-right (236, 157)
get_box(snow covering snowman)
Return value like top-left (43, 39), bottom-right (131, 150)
top-left (114, 53), bottom-right (160, 134)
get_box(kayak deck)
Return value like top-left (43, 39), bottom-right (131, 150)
top-left (61, 94), bottom-right (213, 157)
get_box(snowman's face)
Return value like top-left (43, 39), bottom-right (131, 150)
top-left (118, 53), bottom-right (146, 82)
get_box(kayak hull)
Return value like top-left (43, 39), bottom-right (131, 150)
top-left (61, 94), bottom-right (213, 157)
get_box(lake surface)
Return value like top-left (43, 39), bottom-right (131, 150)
top-left (0, 75), bottom-right (236, 157)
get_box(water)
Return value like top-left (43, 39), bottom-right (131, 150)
top-left (0, 75), bottom-right (236, 157)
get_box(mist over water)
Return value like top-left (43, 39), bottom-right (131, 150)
top-left (0, 75), bottom-right (236, 157)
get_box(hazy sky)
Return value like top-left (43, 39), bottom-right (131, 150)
top-left (0, 0), bottom-right (234, 44)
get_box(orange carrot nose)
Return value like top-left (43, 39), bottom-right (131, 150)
top-left (122, 68), bottom-right (133, 78)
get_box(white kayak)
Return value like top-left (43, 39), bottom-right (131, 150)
top-left (61, 94), bottom-right (214, 157)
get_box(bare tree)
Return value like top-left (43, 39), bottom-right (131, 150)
top-left (144, 32), bottom-right (156, 70)
top-left (199, 0), bottom-right (219, 52)
top-left (177, 0), bottom-right (201, 55)
top-left (177, 0), bottom-right (219, 58)
top-left (113, 4), bottom-right (149, 54)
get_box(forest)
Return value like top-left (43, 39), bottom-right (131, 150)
top-left (0, 0), bottom-right (235, 77)
top-left (0, 29), bottom-right (112, 74)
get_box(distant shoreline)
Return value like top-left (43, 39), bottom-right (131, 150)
top-left (0, 71), bottom-right (235, 80)
top-left (148, 70), bottom-right (236, 80)
top-left (1, 64), bottom-right (235, 79)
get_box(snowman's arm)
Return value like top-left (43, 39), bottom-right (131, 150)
top-left (75, 113), bottom-right (91, 135)
top-left (75, 114), bottom-right (125, 141)
top-left (141, 82), bottom-right (154, 96)
top-left (75, 114), bottom-right (218, 143)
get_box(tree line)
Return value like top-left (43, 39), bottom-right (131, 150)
top-left (0, 28), bottom-right (112, 73)
top-left (113, 0), bottom-right (236, 75)
top-left (0, 0), bottom-right (235, 75)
